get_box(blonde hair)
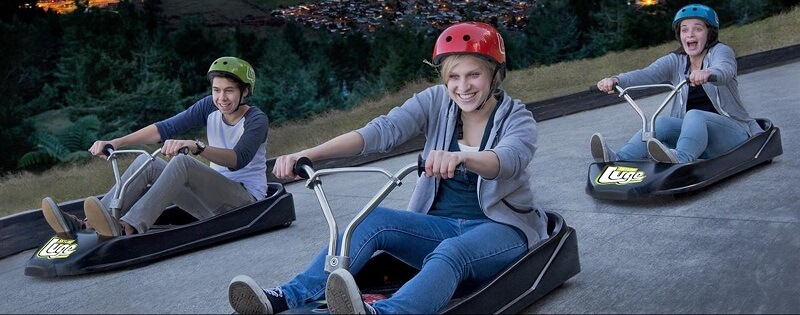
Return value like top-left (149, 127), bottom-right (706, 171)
top-left (439, 54), bottom-right (503, 87)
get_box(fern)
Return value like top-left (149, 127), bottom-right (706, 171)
top-left (17, 151), bottom-right (56, 169)
top-left (60, 115), bottom-right (100, 151)
top-left (17, 115), bottom-right (102, 170)
top-left (33, 131), bottom-right (71, 161)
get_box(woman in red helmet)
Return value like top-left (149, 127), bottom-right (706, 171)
top-left (227, 22), bottom-right (547, 314)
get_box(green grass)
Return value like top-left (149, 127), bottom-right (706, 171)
top-left (2, 6), bottom-right (799, 218)
top-left (0, 157), bottom-right (135, 217)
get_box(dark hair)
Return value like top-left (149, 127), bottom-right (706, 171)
top-left (208, 71), bottom-right (250, 94)
top-left (672, 22), bottom-right (719, 55)
top-left (207, 71), bottom-right (251, 106)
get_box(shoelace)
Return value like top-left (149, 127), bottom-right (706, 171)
top-left (364, 302), bottom-right (378, 315)
top-left (264, 287), bottom-right (284, 298)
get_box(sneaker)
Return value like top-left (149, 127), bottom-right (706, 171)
top-left (326, 269), bottom-right (377, 315)
top-left (228, 275), bottom-right (288, 314)
top-left (83, 196), bottom-right (123, 237)
top-left (41, 197), bottom-right (84, 234)
top-left (647, 139), bottom-right (679, 163)
top-left (590, 133), bottom-right (616, 163)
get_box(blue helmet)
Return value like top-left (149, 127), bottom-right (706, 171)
top-left (672, 4), bottom-right (719, 31)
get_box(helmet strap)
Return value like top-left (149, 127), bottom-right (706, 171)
top-left (232, 87), bottom-right (250, 114)
top-left (232, 91), bottom-right (243, 113)
top-left (476, 65), bottom-right (502, 111)
top-left (456, 107), bottom-right (464, 140)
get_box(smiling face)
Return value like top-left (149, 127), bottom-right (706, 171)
top-left (211, 76), bottom-right (247, 116)
top-left (442, 55), bottom-right (497, 113)
top-left (679, 18), bottom-right (710, 57)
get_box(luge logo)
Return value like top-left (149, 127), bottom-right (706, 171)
top-left (595, 166), bottom-right (646, 185)
top-left (36, 236), bottom-right (77, 259)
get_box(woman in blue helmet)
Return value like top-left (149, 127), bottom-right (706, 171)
top-left (590, 4), bottom-right (763, 164)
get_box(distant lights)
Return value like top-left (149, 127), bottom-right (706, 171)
top-left (278, 0), bottom-right (534, 34)
top-left (636, 0), bottom-right (659, 5)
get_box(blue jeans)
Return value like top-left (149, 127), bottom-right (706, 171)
top-left (616, 110), bottom-right (750, 163)
top-left (280, 207), bottom-right (527, 314)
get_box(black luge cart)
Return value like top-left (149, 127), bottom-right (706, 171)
top-left (25, 147), bottom-right (296, 277)
top-left (283, 156), bottom-right (580, 314)
top-left (586, 79), bottom-right (782, 200)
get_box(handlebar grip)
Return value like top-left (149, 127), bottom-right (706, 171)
top-left (102, 144), bottom-right (115, 157)
top-left (417, 154), bottom-right (425, 176)
top-left (417, 154), bottom-right (467, 177)
top-left (590, 84), bottom-right (618, 93)
top-left (178, 146), bottom-right (190, 155)
top-left (685, 74), bottom-right (718, 83)
top-left (293, 157), bottom-right (314, 179)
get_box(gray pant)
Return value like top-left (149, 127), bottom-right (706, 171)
top-left (100, 154), bottom-right (255, 233)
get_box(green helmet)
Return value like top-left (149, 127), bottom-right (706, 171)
top-left (207, 57), bottom-right (256, 94)
top-left (672, 4), bottom-right (719, 31)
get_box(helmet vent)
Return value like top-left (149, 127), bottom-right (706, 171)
top-left (223, 61), bottom-right (228, 65)
top-left (431, 22), bottom-right (506, 65)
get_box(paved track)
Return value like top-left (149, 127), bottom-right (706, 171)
top-left (1, 61), bottom-right (798, 314)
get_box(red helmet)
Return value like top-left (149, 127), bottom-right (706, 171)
top-left (432, 22), bottom-right (506, 66)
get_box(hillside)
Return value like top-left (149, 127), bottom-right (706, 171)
top-left (1, 5), bottom-right (799, 217)
top-left (158, 0), bottom-right (285, 29)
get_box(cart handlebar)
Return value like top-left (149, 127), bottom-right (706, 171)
top-left (587, 74), bottom-right (718, 141)
top-left (291, 154), bottom-right (466, 180)
top-left (588, 74), bottom-right (718, 93)
top-left (291, 153), bottom-right (466, 274)
top-left (416, 154), bottom-right (466, 177)
top-left (102, 144), bottom-right (115, 157)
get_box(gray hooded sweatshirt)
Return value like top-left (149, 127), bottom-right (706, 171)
top-left (356, 85), bottom-right (548, 249)
top-left (616, 43), bottom-right (762, 136)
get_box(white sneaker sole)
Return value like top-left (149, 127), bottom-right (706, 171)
top-left (326, 269), bottom-right (366, 314)
top-left (228, 275), bottom-right (272, 314)
top-left (647, 139), bottom-right (679, 163)
top-left (42, 197), bottom-right (70, 234)
top-left (591, 133), bottom-right (610, 163)
top-left (83, 197), bottom-right (122, 237)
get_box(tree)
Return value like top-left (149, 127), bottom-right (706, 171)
top-left (523, 0), bottom-right (583, 66)
top-left (582, 0), bottom-right (631, 57)
top-left (724, 0), bottom-right (781, 24)
top-left (168, 18), bottom-right (226, 97)
top-left (368, 26), bottom-right (435, 92)
top-left (17, 115), bottom-right (100, 170)
top-left (0, 0), bottom-right (40, 23)
top-left (251, 33), bottom-right (321, 124)
top-left (326, 32), bottom-right (371, 85)
top-left (0, 13), bottom-right (62, 173)
top-left (499, 29), bottom-right (532, 70)
top-left (623, 3), bottom-right (673, 49)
